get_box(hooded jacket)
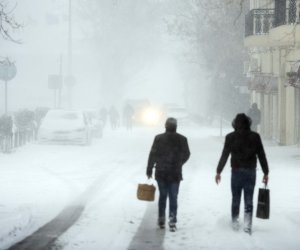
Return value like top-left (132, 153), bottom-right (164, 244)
top-left (216, 114), bottom-right (269, 175)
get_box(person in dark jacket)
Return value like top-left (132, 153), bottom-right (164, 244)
top-left (247, 103), bottom-right (261, 132)
top-left (147, 117), bottom-right (190, 231)
top-left (215, 113), bottom-right (269, 235)
top-left (122, 103), bottom-right (134, 130)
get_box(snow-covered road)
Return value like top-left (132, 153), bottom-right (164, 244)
top-left (1, 121), bottom-right (300, 250)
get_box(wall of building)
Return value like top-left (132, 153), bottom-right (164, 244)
top-left (246, 0), bottom-right (300, 145)
top-left (295, 88), bottom-right (300, 144)
top-left (285, 86), bottom-right (296, 144)
top-left (250, 0), bottom-right (274, 9)
top-left (271, 94), bottom-right (279, 140)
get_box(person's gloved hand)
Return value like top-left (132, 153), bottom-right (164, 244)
top-left (263, 175), bottom-right (268, 185)
top-left (215, 173), bottom-right (221, 185)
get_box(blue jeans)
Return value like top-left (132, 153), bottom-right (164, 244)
top-left (157, 180), bottom-right (180, 224)
top-left (231, 168), bottom-right (256, 229)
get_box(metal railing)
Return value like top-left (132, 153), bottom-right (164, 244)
top-left (0, 128), bottom-right (36, 153)
top-left (245, 7), bottom-right (299, 37)
top-left (245, 9), bottom-right (275, 36)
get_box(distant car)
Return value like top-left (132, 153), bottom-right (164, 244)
top-left (124, 99), bottom-right (163, 126)
top-left (38, 109), bottom-right (92, 145)
top-left (84, 110), bottom-right (103, 138)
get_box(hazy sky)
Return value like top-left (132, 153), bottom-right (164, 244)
top-left (0, 0), bottom-right (211, 115)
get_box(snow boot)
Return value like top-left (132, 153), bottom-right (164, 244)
top-left (158, 217), bottom-right (165, 229)
top-left (244, 227), bottom-right (252, 235)
top-left (169, 222), bottom-right (177, 232)
top-left (158, 222), bottom-right (165, 229)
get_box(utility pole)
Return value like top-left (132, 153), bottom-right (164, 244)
top-left (5, 80), bottom-right (8, 114)
top-left (66, 0), bottom-right (74, 110)
top-left (219, 73), bottom-right (226, 137)
top-left (68, 0), bottom-right (72, 76)
top-left (58, 54), bottom-right (63, 108)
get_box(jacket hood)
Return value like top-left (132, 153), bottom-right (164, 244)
top-left (232, 113), bottom-right (251, 131)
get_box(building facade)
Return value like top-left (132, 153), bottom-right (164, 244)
top-left (245, 0), bottom-right (300, 145)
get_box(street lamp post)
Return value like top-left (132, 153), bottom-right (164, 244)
top-left (58, 54), bottom-right (63, 108)
top-left (66, 0), bottom-right (75, 110)
top-left (68, 0), bottom-right (72, 76)
top-left (219, 73), bottom-right (226, 137)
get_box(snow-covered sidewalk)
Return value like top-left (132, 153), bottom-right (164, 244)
top-left (1, 123), bottom-right (300, 250)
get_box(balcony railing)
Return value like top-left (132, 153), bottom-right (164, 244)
top-left (245, 9), bottom-right (275, 37)
top-left (245, 7), bottom-right (299, 37)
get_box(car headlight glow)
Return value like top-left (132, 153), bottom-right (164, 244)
top-left (142, 108), bottom-right (160, 126)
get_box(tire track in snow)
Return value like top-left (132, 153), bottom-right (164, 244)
top-left (7, 205), bottom-right (85, 250)
top-left (7, 155), bottom-right (125, 250)
top-left (7, 134), bottom-right (147, 250)
top-left (51, 150), bottom-right (150, 250)
top-left (127, 202), bottom-right (166, 250)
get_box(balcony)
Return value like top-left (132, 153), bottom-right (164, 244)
top-left (245, 9), bottom-right (275, 37)
top-left (245, 7), bottom-right (300, 47)
top-left (245, 7), bottom-right (299, 37)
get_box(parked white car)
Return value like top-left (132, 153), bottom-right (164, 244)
top-left (38, 110), bottom-right (91, 145)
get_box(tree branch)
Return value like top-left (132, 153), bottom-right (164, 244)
top-left (0, 1), bottom-right (22, 43)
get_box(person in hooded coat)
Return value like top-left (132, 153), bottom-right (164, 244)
top-left (146, 117), bottom-right (190, 231)
top-left (215, 113), bottom-right (269, 235)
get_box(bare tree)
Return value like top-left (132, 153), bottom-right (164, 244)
top-left (166, 0), bottom-right (249, 119)
top-left (0, 0), bottom-right (21, 43)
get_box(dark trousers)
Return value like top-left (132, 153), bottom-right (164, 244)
top-left (231, 168), bottom-right (256, 229)
top-left (157, 180), bottom-right (180, 224)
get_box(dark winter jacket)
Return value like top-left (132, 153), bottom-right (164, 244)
top-left (147, 131), bottom-right (190, 182)
top-left (216, 129), bottom-right (269, 175)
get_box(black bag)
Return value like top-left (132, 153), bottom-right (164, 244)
top-left (256, 186), bottom-right (270, 219)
